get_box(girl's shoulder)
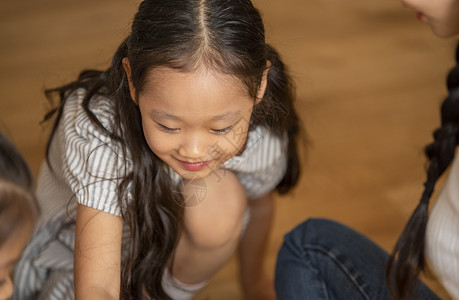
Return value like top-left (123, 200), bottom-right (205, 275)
top-left (51, 88), bottom-right (131, 216)
top-left (62, 88), bottom-right (117, 141)
top-left (68, 88), bottom-right (114, 120)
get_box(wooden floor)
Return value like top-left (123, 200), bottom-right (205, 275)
top-left (0, 0), bottom-right (456, 299)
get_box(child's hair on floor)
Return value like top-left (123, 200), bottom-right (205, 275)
top-left (0, 133), bottom-right (39, 298)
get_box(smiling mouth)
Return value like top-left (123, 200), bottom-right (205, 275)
top-left (416, 11), bottom-right (427, 21)
top-left (177, 160), bottom-right (212, 171)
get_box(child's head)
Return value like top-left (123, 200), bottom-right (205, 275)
top-left (401, 0), bottom-right (459, 37)
top-left (0, 134), bottom-right (39, 299)
top-left (123, 66), bottom-right (268, 180)
top-left (118, 0), bottom-right (279, 179)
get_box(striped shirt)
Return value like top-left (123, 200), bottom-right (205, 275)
top-left (13, 88), bottom-right (287, 299)
top-left (426, 154), bottom-right (459, 299)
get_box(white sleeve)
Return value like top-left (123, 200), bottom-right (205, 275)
top-left (222, 126), bottom-right (288, 199)
top-left (61, 90), bottom-right (130, 216)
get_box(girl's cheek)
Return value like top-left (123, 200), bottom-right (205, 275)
top-left (400, 0), bottom-right (425, 12)
top-left (219, 131), bottom-right (249, 157)
top-left (149, 137), bottom-right (176, 154)
top-left (400, 0), bottom-right (414, 9)
top-left (143, 125), bottom-right (174, 149)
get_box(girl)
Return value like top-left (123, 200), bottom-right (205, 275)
top-left (387, 0), bottom-right (459, 298)
top-left (13, 0), bottom-right (301, 299)
top-left (0, 133), bottom-right (39, 300)
top-left (275, 0), bottom-right (459, 299)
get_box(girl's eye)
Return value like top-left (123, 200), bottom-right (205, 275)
top-left (212, 125), bottom-right (233, 134)
top-left (156, 123), bottom-right (179, 133)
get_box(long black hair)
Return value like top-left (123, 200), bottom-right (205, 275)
top-left (386, 43), bottom-right (459, 299)
top-left (0, 133), bottom-right (39, 245)
top-left (43, 0), bottom-right (301, 298)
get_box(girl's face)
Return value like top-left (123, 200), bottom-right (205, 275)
top-left (401, 0), bottom-right (459, 37)
top-left (125, 62), bottom-right (267, 180)
top-left (0, 226), bottom-right (32, 300)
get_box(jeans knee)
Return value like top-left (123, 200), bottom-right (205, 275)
top-left (283, 218), bottom-right (348, 249)
top-left (302, 218), bottom-right (342, 233)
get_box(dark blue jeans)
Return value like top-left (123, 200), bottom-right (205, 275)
top-left (275, 218), bottom-right (440, 300)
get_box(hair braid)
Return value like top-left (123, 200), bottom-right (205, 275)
top-left (386, 42), bottom-right (459, 299)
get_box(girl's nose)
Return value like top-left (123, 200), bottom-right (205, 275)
top-left (177, 134), bottom-right (209, 159)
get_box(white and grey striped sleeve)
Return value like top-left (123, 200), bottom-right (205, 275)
top-left (61, 91), bottom-right (129, 216)
top-left (222, 126), bottom-right (288, 199)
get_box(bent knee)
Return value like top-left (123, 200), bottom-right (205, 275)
top-left (182, 170), bottom-right (247, 249)
top-left (284, 218), bottom-right (362, 251)
top-left (185, 218), bottom-right (245, 249)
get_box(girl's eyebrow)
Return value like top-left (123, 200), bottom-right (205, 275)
top-left (150, 110), bottom-right (241, 121)
top-left (150, 110), bottom-right (180, 121)
top-left (210, 111), bottom-right (241, 121)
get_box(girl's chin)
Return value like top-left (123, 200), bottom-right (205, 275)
top-left (176, 168), bottom-right (214, 180)
top-left (431, 26), bottom-right (459, 38)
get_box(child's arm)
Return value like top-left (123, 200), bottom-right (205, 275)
top-left (238, 192), bottom-right (276, 299)
top-left (74, 204), bottom-right (123, 300)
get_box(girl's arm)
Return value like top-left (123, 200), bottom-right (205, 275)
top-left (74, 204), bottom-right (123, 300)
top-left (238, 192), bottom-right (276, 299)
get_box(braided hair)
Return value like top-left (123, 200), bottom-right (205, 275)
top-left (386, 43), bottom-right (459, 299)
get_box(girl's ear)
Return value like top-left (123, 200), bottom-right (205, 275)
top-left (255, 61), bottom-right (271, 105)
top-left (122, 58), bottom-right (137, 104)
